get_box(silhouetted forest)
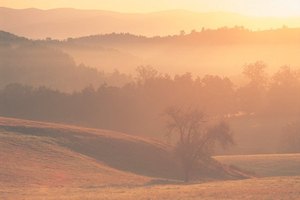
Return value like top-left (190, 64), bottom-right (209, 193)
top-left (63, 26), bottom-right (300, 45)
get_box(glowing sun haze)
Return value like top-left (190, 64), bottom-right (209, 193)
top-left (2, 0), bottom-right (300, 17)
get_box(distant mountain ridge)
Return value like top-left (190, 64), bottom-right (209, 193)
top-left (1, 7), bottom-right (300, 39)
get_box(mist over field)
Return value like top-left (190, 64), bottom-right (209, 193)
top-left (1, 3), bottom-right (300, 200)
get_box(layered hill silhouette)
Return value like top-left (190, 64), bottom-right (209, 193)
top-left (2, 27), bottom-right (300, 80)
top-left (0, 31), bottom-right (133, 91)
top-left (0, 116), bottom-right (249, 187)
top-left (2, 7), bottom-right (300, 39)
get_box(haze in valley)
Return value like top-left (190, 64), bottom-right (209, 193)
top-left (1, 1), bottom-right (300, 199)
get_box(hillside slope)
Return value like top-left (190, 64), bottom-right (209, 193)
top-left (0, 130), bottom-right (149, 187)
top-left (0, 116), bottom-right (181, 185)
top-left (0, 33), bottom-right (108, 92)
top-left (0, 116), bottom-right (249, 187)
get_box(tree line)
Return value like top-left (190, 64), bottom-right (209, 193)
top-left (0, 63), bottom-right (300, 152)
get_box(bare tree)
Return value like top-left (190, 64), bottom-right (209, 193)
top-left (238, 61), bottom-right (268, 113)
top-left (165, 107), bottom-right (234, 182)
top-left (135, 65), bottom-right (158, 84)
top-left (243, 61), bottom-right (268, 87)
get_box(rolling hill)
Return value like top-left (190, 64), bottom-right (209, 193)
top-left (59, 28), bottom-right (300, 75)
top-left (3, 27), bottom-right (300, 78)
top-left (0, 129), bottom-right (149, 188)
top-left (0, 31), bottom-right (134, 91)
top-left (0, 116), bottom-right (178, 187)
top-left (1, 116), bottom-right (300, 199)
top-left (0, 121), bottom-right (151, 188)
top-left (0, 116), bottom-right (248, 188)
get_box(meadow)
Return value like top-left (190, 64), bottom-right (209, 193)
top-left (1, 177), bottom-right (300, 200)
top-left (1, 117), bottom-right (299, 199)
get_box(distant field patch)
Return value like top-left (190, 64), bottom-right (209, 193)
top-left (216, 154), bottom-right (300, 177)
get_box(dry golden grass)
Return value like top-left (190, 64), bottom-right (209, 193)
top-left (0, 116), bottom-right (181, 181)
top-left (1, 176), bottom-right (300, 200)
top-left (0, 116), bottom-right (247, 182)
top-left (1, 116), bottom-right (300, 199)
top-left (0, 130), bottom-right (149, 188)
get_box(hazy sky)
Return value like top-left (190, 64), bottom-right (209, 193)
top-left (1, 0), bottom-right (300, 17)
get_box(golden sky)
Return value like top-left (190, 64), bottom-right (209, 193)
top-left (1, 0), bottom-right (300, 17)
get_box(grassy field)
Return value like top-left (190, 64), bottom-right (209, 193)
top-left (1, 176), bottom-right (300, 200)
top-left (216, 154), bottom-right (300, 177)
top-left (0, 130), bottom-right (149, 188)
top-left (0, 116), bottom-right (181, 183)
top-left (1, 116), bottom-right (300, 199)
